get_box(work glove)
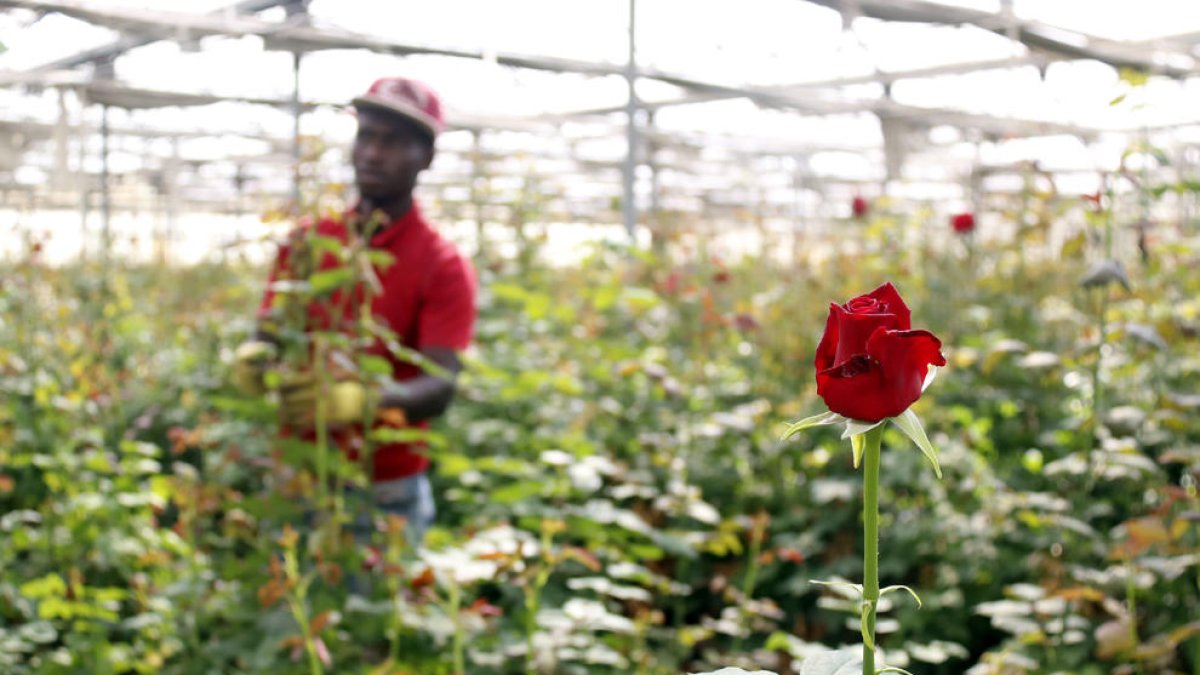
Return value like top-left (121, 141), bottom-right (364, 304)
top-left (278, 372), bottom-right (378, 428)
top-left (230, 340), bottom-right (277, 396)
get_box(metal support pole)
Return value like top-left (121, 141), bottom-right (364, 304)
top-left (78, 89), bottom-right (90, 262)
top-left (621, 0), bottom-right (638, 241)
top-left (470, 130), bottom-right (486, 257)
top-left (53, 87), bottom-right (69, 191)
top-left (100, 103), bottom-right (111, 262)
top-left (647, 109), bottom-right (659, 215)
top-left (164, 137), bottom-right (180, 264)
top-left (291, 51), bottom-right (303, 208)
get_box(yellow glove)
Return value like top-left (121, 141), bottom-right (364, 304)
top-left (230, 341), bottom-right (277, 396)
top-left (278, 374), bottom-right (377, 428)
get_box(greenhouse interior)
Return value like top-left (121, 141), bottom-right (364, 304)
top-left (1, 1), bottom-right (1199, 674)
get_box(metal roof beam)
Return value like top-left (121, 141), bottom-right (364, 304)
top-left (24, 0), bottom-right (288, 73)
top-left (805, 0), bottom-right (1194, 78)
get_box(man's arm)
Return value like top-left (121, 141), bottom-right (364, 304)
top-left (377, 347), bottom-right (462, 423)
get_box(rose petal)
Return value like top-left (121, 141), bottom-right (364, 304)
top-left (833, 308), bottom-right (903, 365)
top-left (866, 328), bottom-right (946, 415)
top-left (814, 303), bottom-right (841, 371)
top-left (816, 329), bottom-right (946, 422)
top-left (815, 354), bottom-right (895, 422)
top-left (863, 283), bottom-right (911, 330)
top-left (825, 284), bottom-right (912, 365)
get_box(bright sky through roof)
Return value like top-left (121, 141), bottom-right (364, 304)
top-left (2, 2), bottom-right (1200, 204)
top-left (4, 1), bottom-right (1200, 117)
top-left (3, 0), bottom-right (1200, 264)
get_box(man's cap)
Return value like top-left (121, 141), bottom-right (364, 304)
top-left (352, 77), bottom-right (445, 140)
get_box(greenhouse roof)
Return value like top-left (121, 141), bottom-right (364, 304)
top-left (2, 0), bottom-right (1200, 232)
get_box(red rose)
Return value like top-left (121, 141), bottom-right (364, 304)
top-left (852, 196), bottom-right (869, 219)
top-left (951, 212), bottom-right (975, 234)
top-left (814, 283), bottom-right (946, 422)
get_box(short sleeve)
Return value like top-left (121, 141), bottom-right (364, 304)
top-left (416, 250), bottom-right (477, 351)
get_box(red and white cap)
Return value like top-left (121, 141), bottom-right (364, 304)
top-left (352, 77), bottom-right (445, 139)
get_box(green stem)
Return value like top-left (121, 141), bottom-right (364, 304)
top-left (1086, 287), bottom-right (1108, 491)
top-left (524, 582), bottom-right (539, 675)
top-left (1193, 558), bottom-right (1200, 675)
top-left (733, 514), bottom-right (767, 655)
top-left (862, 425), bottom-right (884, 675)
top-left (292, 600), bottom-right (323, 675)
top-left (525, 561), bottom-right (552, 674)
top-left (449, 582), bottom-right (465, 675)
top-left (313, 337), bottom-right (330, 513)
top-left (1125, 558), bottom-right (1141, 675)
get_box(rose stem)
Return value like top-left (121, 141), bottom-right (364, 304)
top-left (862, 424), bottom-right (885, 675)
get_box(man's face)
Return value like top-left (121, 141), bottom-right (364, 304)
top-left (351, 107), bottom-right (434, 201)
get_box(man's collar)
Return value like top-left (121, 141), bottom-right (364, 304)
top-left (367, 199), bottom-right (424, 248)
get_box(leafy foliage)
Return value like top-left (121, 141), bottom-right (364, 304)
top-left (1, 164), bottom-right (1199, 674)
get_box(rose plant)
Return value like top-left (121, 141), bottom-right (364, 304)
top-left (784, 283), bottom-right (946, 675)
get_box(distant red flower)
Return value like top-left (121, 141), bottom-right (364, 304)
top-left (711, 258), bottom-right (730, 284)
top-left (852, 196), bottom-right (869, 219)
top-left (468, 597), bottom-right (504, 617)
top-left (410, 567), bottom-right (436, 590)
top-left (777, 547), bottom-right (805, 564)
top-left (732, 313), bottom-right (760, 332)
top-left (660, 271), bottom-right (682, 296)
top-left (951, 212), bottom-right (975, 234)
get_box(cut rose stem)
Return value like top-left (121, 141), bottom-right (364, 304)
top-left (861, 424), bottom-right (884, 675)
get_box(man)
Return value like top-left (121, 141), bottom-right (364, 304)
top-left (232, 77), bottom-right (476, 543)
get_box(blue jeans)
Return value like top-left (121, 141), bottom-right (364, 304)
top-left (350, 472), bottom-right (436, 548)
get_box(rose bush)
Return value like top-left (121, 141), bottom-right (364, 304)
top-left (814, 283), bottom-right (946, 422)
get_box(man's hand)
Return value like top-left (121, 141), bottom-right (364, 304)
top-left (230, 341), bottom-right (277, 395)
top-left (278, 374), bottom-right (381, 428)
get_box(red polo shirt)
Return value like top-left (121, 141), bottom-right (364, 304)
top-left (258, 201), bottom-right (476, 481)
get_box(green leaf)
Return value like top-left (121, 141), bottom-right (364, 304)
top-left (764, 631), bottom-right (794, 652)
top-left (811, 579), bottom-right (864, 599)
top-left (309, 268), bottom-right (354, 294)
top-left (851, 433), bottom-right (865, 469)
top-left (369, 427), bottom-right (446, 449)
top-left (799, 647), bottom-right (862, 675)
top-left (308, 235), bottom-right (346, 258)
top-left (686, 662), bottom-right (777, 667)
top-left (490, 480), bottom-right (545, 504)
top-left (843, 418), bottom-right (885, 440)
top-left (877, 668), bottom-right (916, 675)
top-left (922, 365), bottom-right (939, 393)
top-left (891, 409), bottom-right (942, 479)
top-left (19, 574), bottom-right (66, 599)
top-left (490, 282), bottom-right (530, 303)
top-left (880, 585), bottom-right (923, 609)
top-left (781, 411), bottom-right (843, 440)
top-left (358, 354), bottom-right (393, 376)
top-left (367, 249), bottom-right (396, 269)
top-left (860, 600), bottom-right (875, 650)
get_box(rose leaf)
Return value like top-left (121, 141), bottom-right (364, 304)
top-left (892, 409), bottom-right (943, 479)
top-left (781, 410), bottom-right (844, 440)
